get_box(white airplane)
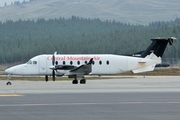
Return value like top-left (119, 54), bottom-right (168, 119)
top-left (5, 37), bottom-right (176, 85)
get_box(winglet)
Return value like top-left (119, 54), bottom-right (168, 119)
top-left (87, 58), bottom-right (93, 65)
top-left (54, 51), bottom-right (57, 55)
top-left (70, 58), bottom-right (93, 72)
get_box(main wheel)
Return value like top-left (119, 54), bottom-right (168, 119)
top-left (72, 79), bottom-right (78, 84)
top-left (80, 79), bottom-right (86, 84)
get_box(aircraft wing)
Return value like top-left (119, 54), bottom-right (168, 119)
top-left (54, 65), bottom-right (77, 70)
top-left (70, 58), bottom-right (93, 75)
top-left (52, 58), bottom-right (93, 77)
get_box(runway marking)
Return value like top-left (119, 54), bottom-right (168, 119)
top-left (0, 94), bottom-right (23, 97)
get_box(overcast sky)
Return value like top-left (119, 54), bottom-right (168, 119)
top-left (0, 0), bottom-right (29, 7)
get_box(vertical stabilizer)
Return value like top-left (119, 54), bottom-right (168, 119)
top-left (141, 37), bottom-right (176, 58)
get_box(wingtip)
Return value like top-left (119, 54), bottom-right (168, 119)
top-left (88, 58), bottom-right (93, 64)
top-left (54, 51), bottom-right (57, 55)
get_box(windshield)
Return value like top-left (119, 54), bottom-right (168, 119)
top-left (27, 60), bottom-right (32, 64)
top-left (27, 60), bottom-right (37, 65)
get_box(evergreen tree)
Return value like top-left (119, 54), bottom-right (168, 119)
top-left (0, 17), bottom-right (179, 64)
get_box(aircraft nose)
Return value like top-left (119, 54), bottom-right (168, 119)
top-left (5, 68), bottom-right (13, 74)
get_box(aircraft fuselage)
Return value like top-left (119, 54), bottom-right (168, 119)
top-left (6, 54), bottom-right (159, 76)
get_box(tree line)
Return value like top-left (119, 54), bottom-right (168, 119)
top-left (0, 16), bottom-right (180, 64)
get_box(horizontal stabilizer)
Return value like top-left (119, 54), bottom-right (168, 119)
top-left (132, 64), bottom-right (156, 73)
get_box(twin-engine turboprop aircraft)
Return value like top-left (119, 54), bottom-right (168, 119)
top-left (5, 37), bottom-right (176, 85)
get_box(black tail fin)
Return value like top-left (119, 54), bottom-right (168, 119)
top-left (141, 37), bottom-right (176, 58)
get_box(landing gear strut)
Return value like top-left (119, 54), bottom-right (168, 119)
top-left (6, 74), bottom-right (12, 85)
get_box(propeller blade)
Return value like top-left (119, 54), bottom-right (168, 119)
top-left (51, 51), bottom-right (57, 81)
top-left (52, 54), bottom-right (55, 65)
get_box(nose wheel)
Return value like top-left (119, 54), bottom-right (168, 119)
top-left (6, 74), bottom-right (12, 85)
top-left (7, 82), bottom-right (12, 85)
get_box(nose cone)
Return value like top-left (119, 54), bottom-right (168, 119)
top-left (5, 64), bottom-right (24, 75)
top-left (5, 67), bottom-right (13, 74)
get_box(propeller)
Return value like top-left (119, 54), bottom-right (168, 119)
top-left (52, 51), bottom-right (57, 81)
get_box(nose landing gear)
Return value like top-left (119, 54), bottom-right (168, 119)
top-left (6, 74), bottom-right (12, 85)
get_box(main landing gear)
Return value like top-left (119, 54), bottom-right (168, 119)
top-left (6, 74), bottom-right (12, 85)
top-left (72, 78), bottom-right (86, 84)
top-left (45, 75), bottom-right (86, 84)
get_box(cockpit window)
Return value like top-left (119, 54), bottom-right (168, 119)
top-left (33, 61), bottom-right (37, 64)
top-left (27, 60), bottom-right (37, 65)
top-left (27, 60), bottom-right (32, 64)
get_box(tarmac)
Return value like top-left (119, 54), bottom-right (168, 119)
top-left (0, 76), bottom-right (180, 120)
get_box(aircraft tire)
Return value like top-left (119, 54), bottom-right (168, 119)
top-left (72, 80), bottom-right (78, 84)
top-left (6, 82), bottom-right (12, 85)
top-left (80, 79), bottom-right (86, 84)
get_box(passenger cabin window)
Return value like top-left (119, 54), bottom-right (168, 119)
top-left (99, 61), bottom-right (102, 65)
top-left (63, 61), bottom-right (65, 65)
top-left (106, 61), bottom-right (109, 65)
top-left (85, 61), bottom-right (87, 64)
top-left (77, 61), bottom-right (80, 65)
top-left (92, 61), bottom-right (95, 65)
top-left (70, 61), bottom-right (73, 65)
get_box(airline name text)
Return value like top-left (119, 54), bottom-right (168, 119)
top-left (47, 56), bottom-right (100, 61)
